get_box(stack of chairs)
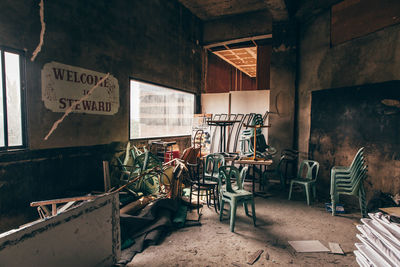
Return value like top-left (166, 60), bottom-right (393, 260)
top-left (330, 147), bottom-right (368, 217)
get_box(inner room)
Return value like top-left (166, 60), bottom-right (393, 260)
top-left (0, 0), bottom-right (400, 266)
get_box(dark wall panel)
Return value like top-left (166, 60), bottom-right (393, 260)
top-left (309, 81), bottom-right (400, 201)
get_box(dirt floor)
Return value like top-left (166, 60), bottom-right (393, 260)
top-left (129, 185), bottom-right (361, 267)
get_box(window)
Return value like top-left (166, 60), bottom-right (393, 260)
top-left (130, 79), bottom-right (195, 139)
top-left (0, 48), bottom-right (26, 149)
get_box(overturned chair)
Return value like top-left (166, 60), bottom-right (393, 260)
top-left (330, 147), bottom-right (368, 217)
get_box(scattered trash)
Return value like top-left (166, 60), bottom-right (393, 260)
top-left (288, 240), bottom-right (330, 253)
top-left (247, 249), bottom-right (263, 265)
top-left (265, 251), bottom-right (270, 260)
top-left (325, 203), bottom-right (345, 213)
top-left (328, 242), bottom-right (344, 255)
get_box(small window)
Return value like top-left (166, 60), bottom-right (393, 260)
top-left (130, 79), bottom-right (195, 139)
top-left (0, 48), bottom-right (26, 149)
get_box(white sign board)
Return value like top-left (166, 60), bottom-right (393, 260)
top-left (42, 62), bottom-right (119, 115)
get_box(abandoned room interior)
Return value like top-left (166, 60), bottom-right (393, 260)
top-left (0, 0), bottom-right (400, 266)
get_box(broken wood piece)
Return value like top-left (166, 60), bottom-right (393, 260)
top-left (52, 204), bottom-right (57, 216)
top-left (57, 201), bottom-right (76, 214)
top-left (247, 249), bottom-right (263, 265)
top-left (30, 195), bottom-right (98, 207)
top-left (328, 242), bottom-right (344, 255)
top-left (379, 207), bottom-right (400, 217)
top-left (103, 161), bottom-right (111, 192)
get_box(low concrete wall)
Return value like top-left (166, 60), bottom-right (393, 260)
top-left (0, 193), bottom-right (120, 267)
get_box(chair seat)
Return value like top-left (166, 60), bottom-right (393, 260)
top-left (222, 189), bottom-right (253, 198)
top-left (291, 178), bottom-right (315, 184)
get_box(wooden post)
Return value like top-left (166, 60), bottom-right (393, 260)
top-left (103, 161), bottom-right (111, 192)
top-left (256, 45), bottom-right (271, 90)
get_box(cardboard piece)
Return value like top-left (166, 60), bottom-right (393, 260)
top-left (329, 242), bottom-right (345, 254)
top-left (379, 207), bottom-right (400, 218)
top-left (288, 240), bottom-right (330, 253)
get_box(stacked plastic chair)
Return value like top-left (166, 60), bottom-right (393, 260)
top-left (330, 147), bottom-right (368, 217)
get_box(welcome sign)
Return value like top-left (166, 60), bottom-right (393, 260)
top-left (41, 62), bottom-right (119, 115)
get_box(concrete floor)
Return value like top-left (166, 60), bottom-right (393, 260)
top-left (129, 187), bottom-right (361, 267)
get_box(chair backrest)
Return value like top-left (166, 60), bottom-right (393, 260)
top-left (218, 166), bottom-right (241, 193)
top-left (204, 153), bottom-right (225, 179)
top-left (349, 147), bottom-right (364, 169)
top-left (297, 160), bottom-right (319, 181)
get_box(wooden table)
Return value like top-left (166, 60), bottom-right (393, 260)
top-left (235, 159), bottom-right (273, 195)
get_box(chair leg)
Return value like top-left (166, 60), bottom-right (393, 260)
top-left (212, 188), bottom-right (218, 213)
top-left (251, 199), bottom-right (256, 226)
top-left (359, 186), bottom-right (367, 218)
top-left (305, 184), bottom-right (310, 205)
top-left (197, 186), bottom-right (201, 214)
top-left (230, 200), bottom-right (237, 232)
top-left (312, 183), bottom-right (317, 200)
top-left (244, 202), bottom-right (249, 216)
top-left (331, 194), bottom-right (337, 216)
top-left (288, 181), bottom-right (294, 200)
top-left (219, 199), bottom-right (225, 221)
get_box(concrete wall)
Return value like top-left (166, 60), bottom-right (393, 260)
top-left (268, 22), bottom-right (296, 166)
top-left (0, 0), bottom-right (202, 150)
top-left (203, 10), bottom-right (272, 44)
top-left (0, 193), bottom-right (120, 267)
top-left (0, 0), bottom-right (201, 220)
top-left (297, 10), bottom-right (400, 199)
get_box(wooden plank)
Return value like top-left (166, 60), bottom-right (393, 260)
top-left (380, 207), bottom-right (400, 217)
top-left (256, 45), bottom-right (271, 90)
top-left (247, 249), bottom-right (263, 265)
top-left (103, 161), bottom-right (111, 192)
top-left (57, 201), bottom-right (76, 214)
top-left (30, 195), bottom-right (99, 207)
top-left (51, 204), bottom-right (57, 216)
top-left (329, 242), bottom-right (345, 255)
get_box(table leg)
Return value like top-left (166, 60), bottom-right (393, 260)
top-left (252, 165), bottom-right (255, 194)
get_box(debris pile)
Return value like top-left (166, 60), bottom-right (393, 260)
top-left (354, 212), bottom-right (400, 266)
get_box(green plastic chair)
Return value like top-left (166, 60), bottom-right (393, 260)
top-left (218, 166), bottom-right (256, 232)
top-left (288, 160), bottom-right (320, 205)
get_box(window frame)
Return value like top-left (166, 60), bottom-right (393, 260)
top-left (0, 46), bottom-right (27, 151)
top-left (129, 77), bottom-right (196, 140)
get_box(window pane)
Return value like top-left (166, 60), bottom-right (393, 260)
top-left (0, 51), bottom-right (4, 147)
top-left (130, 80), bottom-right (194, 139)
top-left (5, 52), bottom-right (22, 146)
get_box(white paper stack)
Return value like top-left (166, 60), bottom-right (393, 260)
top-left (354, 212), bottom-right (400, 267)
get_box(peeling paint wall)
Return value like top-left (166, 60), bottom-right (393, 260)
top-left (297, 10), bottom-right (400, 200)
top-left (0, 0), bottom-right (201, 222)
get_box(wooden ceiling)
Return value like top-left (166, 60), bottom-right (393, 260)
top-left (213, 47), bottom-right (257, 77)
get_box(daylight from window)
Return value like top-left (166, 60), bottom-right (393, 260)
top-left (0, 50), bottom-right (23, 148)
top-left (130, 80), bottom-right (194, 139)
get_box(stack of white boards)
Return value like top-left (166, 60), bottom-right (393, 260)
top-left (354, 212), bottom-right (400, 267)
